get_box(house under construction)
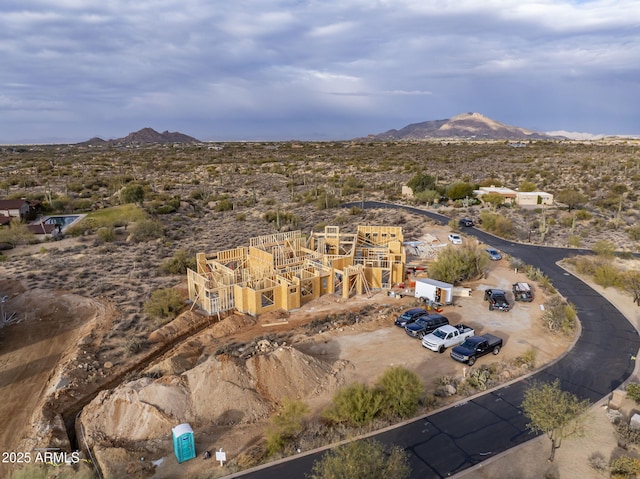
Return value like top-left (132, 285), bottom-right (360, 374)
top-left (187, 225), bottom-right (405, 317)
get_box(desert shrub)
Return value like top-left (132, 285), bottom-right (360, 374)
top-left (308, 439), bottom-right (410, 479)
top-left (263, 211), bottom-right (301, 228)
top-left (627, 225), bottom-right (640, 241)
top-left (428, 242), bottom-right (490, 284)
top-left (567, 235), bottom-right (582, 248)
top-left (610, 455), bottom-right (640, 477)
top-left (593, 263), bottom-right (623, 288)
top-left (265, 400), bottom-right (310, 456)
top-left (315, 193), bottom-right (341, 210)
top-left (514, 348), bottom-right (536, 368)
top-left (322, 383), bottom-right (384, 427)
top-left (588, 452), bottom-right (608, 472)
top-left (615, 422), bottom-right (640, 448)
top-left (571, 256), bottom-right (598, 276)
top-left (466, 366), bottom-right (493, 391)
top-left (542, 295), bottom-right (577, 334)
top-left (593, 239), bottom-right (616, 258)
top-left (126, 337), bottom-right (144, 355)
top-left (407, 172), bottom-right (436, 193)
top-left (143, 288), bottom-right (184, 323)
top-left (479, 211), bottom-right (515, 238)
top-left (161, 249), bottom-right (196, 275)
top-left (509, 256), bottom-right (526, 271)
top-left (626, 383), bottom-right (640, 403)
top-left (376, 367), bottom-right (424, 419)
top-left (575, 209), bottom-right (592, 220)
top-left (235, 212), bottom-right (246, 221)
top-left (96, 226), bottom-right (115, 243)
top-left (120, 183), bottom-right (145, 205)
top-left (414, 189), bottom-right (439, 205)
top-left (446, 181), bottom-right (474, 200)
top-left (129, 218), bottom-right (165, 242)
top-left (214, 198), bottom-right (234, 212)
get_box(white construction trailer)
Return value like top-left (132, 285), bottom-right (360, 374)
top-left (414, 278), bottom-right (453, 305)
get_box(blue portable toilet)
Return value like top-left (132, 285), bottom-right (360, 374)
top-left (172, 423), bottom-right (196, 463)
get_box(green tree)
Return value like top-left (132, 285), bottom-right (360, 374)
top-left (407, 172), bottom-right (436, 193)
top-left (0, 218), bottom-right (35, 247)
top-left (555, 189), bottom-right (588, 211)
top-left (161, 249), bottom-right (197, 274)
top-left (428, 242), bottom-right (490, 284)
top-left (482, 192), bottom-right (505, 210)
top-left (446, 182), bottom-right (474, 201)
top-left (623, 271), bottom-right (640, 306)
top-left (120, 183), bottom-right (145, 205)
top-left (522, 379), bottom-right (590, 462)
top-left (376, 367), bottom-right (423, 419)
top-left (414, 189), bottom-right (439, 206)
top-left (308, 439), bottom-right (411, 479)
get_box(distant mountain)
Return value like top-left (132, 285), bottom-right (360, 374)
top-left (80, 128), bottom-right (199, 146)
top-left (367, 113), bottom-right (562, 140)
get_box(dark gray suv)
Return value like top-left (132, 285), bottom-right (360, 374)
top-left (405, 313), bottom-right (449, 339)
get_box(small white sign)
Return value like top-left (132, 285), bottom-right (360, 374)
top-left (215, 448), bottom-right (226, 467)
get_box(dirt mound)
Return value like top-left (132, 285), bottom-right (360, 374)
top-left (80, 343), bottom-right (342, 448)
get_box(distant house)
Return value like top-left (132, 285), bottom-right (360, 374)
top-left (0, 214), bottom-right (11, 226)
top-left (515, 191), bottom-right (554, 206)
top-left (474, 187), bottom-right (553, 207)
top-left (0, 199), bottom-right (31, 220)
top-left (474, 186), bottom-right (518, 205)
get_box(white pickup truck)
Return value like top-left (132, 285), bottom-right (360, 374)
top-left (421, 324), bottom-right (475, 353)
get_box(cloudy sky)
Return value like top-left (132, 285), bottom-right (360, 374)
top-left (1, 0), bottom-right (639, 143)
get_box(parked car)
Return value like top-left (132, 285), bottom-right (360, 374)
top-left (459, 218), bottom-right (474, 227)
top-left (450, 334), bottom-right (503, 366)
top-left (394, 307), bottom-right (428, 327)
top-left (512, 282), bottom-right (533, 302)
top-left (422, 324), bottom-right (475, 353)
top-left (484, 288), bottom-right (511, 311)
top-left (448, 233), bottom-right (462, 245)
top-left (486, 248), bottom-right (502, 260)
top-left (405, 313), bottom-right (449, 339)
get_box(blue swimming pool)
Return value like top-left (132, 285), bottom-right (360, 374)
top-left (44, 215), bottom-right (80, 226)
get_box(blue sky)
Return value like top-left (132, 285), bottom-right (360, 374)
top-left (1, 0), bottom-right (639, 143)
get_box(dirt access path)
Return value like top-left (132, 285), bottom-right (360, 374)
top-left (0, 280), bottom-right (115, 478)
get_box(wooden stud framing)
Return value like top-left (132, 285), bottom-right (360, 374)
top-left (188, 225), bottom-right (406, 316)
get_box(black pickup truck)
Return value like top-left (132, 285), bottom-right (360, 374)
top-left (484, 288), bottom-right (511, 311)
top-left (450, 334), bottom-right (503, 366)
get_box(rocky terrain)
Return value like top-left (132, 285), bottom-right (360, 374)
top-left (1, 139), bottom-right (640, 478)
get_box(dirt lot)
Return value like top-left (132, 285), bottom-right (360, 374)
top-left (0, 219), bottom-right (631, 479)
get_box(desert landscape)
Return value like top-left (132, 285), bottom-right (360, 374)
top-left (1, 137), bottom-right (640, 478)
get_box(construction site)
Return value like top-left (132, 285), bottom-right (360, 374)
top-left (187, 225), bottom-right (406, 317)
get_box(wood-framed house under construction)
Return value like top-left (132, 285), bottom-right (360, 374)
top-left (187, 225), bottom-right (405, 317)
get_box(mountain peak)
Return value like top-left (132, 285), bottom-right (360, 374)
top-left (368, 113), bottom-right (560, 141)
top-left (79, 128), bottom-right (200, 146)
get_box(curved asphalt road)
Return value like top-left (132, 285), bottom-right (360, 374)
top-left (229, 201), bottom-right (640, 479)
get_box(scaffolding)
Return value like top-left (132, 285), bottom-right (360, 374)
top-left (187, 225), bottom-right (406, 316)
